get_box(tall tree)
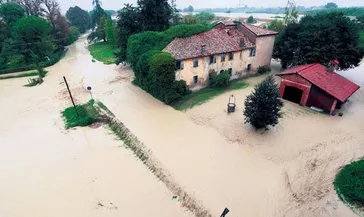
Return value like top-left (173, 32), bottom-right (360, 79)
top-left (274, 12), bottom-right (364, 70)
top-left (105, 18), bottom-right (116, 47)
top-left (116, 3), bottom-right (142, 62)
top-left (42, 0), bottom-right (60, 28)
top-left (10, 16), bottom-right (55, 63)
top-left (52, 15), bottom-right (69, 47)
top-left (244, 76), bottom-right (283, 129)
top-left (89, 0), bottom-right (107, 42)
top-left (0, 3), bottom-right (25, 27)
top-left (137, 0), bottom-right (172, 31)
top-left (17, 0), bottom-right (43, 16)
top-left (325, 2), bottom-right (338, 9)
top-left (66, 6), bottom-right (91, 33)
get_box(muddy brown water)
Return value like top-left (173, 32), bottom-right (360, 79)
top-left (0, 35), bottom-right (363, 217)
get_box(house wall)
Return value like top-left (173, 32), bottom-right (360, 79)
top-left (306, 85), bottom-right (337, 114)
top-left (279, 74), bottom-right (312, 105)
top-left (237, 25), bottom-right (257, 43)
top-left (253, 35), bottom-right (276, 69)
top-left (176, 50), bottom-right (255, 87)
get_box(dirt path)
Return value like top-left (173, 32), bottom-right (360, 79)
top-left (0, 35), bottom-right (362, 217)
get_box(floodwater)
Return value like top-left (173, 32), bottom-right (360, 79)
top-left (181, 12), bottom-right (286, 19)
top-left (0, 35), bottom-right (363, 217)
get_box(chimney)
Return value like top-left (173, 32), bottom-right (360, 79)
top-left (201, 44), bottom-right (206, 54)
top-left (328, 59), bottom-right (339, 72)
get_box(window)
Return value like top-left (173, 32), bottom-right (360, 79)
top-left (193, 75), bottom-right (198, 84)
top-left (221, 53), bottom-right (226, 62)
top-left (247, 64), bottom-right (252, 71)
top-left (209, 55), bottom-right (216, 64)
top-left (228, 68), bottom-right (232, 76)
top-left (193, 58), bottom-right (199, 67)
top-left (228, 52), bottom-right (234, 60)
top-left (249, 48), bottom-right (256, 57)
top-left (176, 60), bottom-right (184, 70)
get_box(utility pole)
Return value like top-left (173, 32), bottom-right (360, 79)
top-left (63, 76), bottom-right (79, 117)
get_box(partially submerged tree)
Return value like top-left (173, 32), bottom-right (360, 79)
top-left (138, 0), bottom-right (172, 31)
top-left (274, 12), bottom-right (364, 69)
top-left (244, 76), bottom-right (283, 129)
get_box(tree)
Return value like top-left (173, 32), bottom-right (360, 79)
top-left (274, 12), bottom-right (364, 70)
top-left (42, 0), bottom-right (60, 28)
top-left (184, 5), bottom-right (194, 12)
top-left (116, 3), bottom-right (142, 62)
top-left (325, 2), bottom-right (338, 9)
top-left (182, 14), bottom-right (197, 24)
top-left (66, 6), bottom-right (91, 33)
top-left (17, 0), bottom-right (43, 16)
top-left (52, 15), bottom-right (69, 48)
top-left (89, 0), bottom-right (107, 42)
top-left (0, 21), bottom-right (6, 52)
top-left (247, 16), bottom-right (256, 24)
top-left (268, 19), bottom-right (285, 32)
top-left (11, 16), bottom-right (55, 63)
top-left (67, 26), bottom-right (80, 45)
top-left (137, 0), bottom-right (172, 31)
top-left (244, 76), bottom-right (283, 129)
top-left (357, 15), bottom-right (364, 30)
top-left (195, 12), bottom-right (215, 23)
top-left (0, 3), bottom-right (25, 27)
top-left (105, 18), bottom-right (116, 47)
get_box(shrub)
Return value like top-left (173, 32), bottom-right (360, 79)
top-left (61, 100), bottom-right (99, 129)
top-left (209, 70), bottom-right (231, 88)
top-left (257, 65), bottom-right (271, 74)
top-left (334, 159), bottom-right (364, 208)
top-left (67, 26), bottom-right (80, 45)
top-left (244, 75), bottom-right (283, 129)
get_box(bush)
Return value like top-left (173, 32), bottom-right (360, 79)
top-left (209, 70), bottom-right (231, 88)
top-left (244, 75), bottom-right (283, 129)
top-left (334, 159), bottom-right (364, 208)
top-left (257, 65), bottom-right (271, 74)
top-left (67, 26), bottom-right (80, 45)
top-left (61, 100), bottom-right (99, 129)
top-left (247, 16), bottom-right (256, 24)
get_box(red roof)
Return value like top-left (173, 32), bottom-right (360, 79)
top-left (240, 23), bottom-right (278, 36)
top-left (163, 27), bottom-right (254, 60)
top-left (277, 64), bottom-right (360, 102)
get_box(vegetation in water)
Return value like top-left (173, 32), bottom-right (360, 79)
top-left (244, 75), bottom-right (283, 129)
top-left (88, 42), bottom-right (118, 64)
top-left (334, 159), bottom-right (364, 214)
top-left (61, 100), bottom-right (99, 129)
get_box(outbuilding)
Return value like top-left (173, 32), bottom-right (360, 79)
top-left (277, 63), bottom-right (360, 115)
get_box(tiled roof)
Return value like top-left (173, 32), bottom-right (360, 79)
top-left (163, 28), bottom-right (255, 60)
top-left (241, 23), bottom-right (278, 36)
top-left (278, 63), bottom-right (360, 102)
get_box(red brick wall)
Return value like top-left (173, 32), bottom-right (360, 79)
top-left (279, 74), bottom-right (312, 105)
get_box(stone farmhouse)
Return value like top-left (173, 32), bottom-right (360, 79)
top-left (163, 21), bottom-right (278, 88)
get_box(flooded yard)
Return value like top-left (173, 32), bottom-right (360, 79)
top-left (0, 35), bottom-right (363, 217)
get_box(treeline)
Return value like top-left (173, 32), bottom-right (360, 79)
top-left (110, 0), bottom-right (217, 104)
top-left (305, 7), bottom-right (364, 17)
top-left (0, 0), bottom-right (91, 74)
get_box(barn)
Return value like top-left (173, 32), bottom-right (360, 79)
top-left (277, 63), bottom-right (360, 115)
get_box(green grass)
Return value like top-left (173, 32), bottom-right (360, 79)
top-left (88, 42), bottom-right (118, 64)
top-left (171, 80), bottom-right (248, 111)
top-left (0, 71), bottom-right (40, 80)
top-left (61, 100), bottom-right (99, 129)
top-left (359, 31), bottom-right (364, 50)
top-left (334, 159), bottom-right (364, 213)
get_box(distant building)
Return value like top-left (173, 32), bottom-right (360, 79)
top-left (163, 21), bottom-right (277, 88)
top-left (277, 63), bottom-right (360, 115)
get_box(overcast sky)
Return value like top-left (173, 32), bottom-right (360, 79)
top-left (59, 0), bottom-right (364, 14)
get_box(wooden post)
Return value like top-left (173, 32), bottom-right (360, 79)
top-left (63, 76), bottom-right (79, 117)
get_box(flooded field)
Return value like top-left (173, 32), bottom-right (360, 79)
top-left (0, 35), bottom-right (363, 217)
